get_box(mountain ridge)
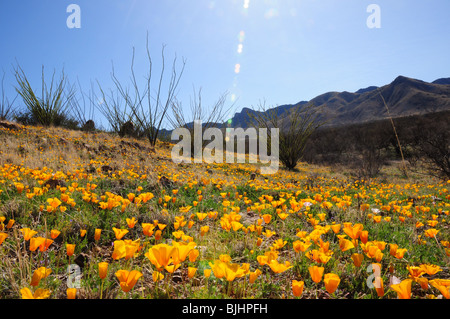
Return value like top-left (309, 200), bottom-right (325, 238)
top-left (227, 75), bottom-right (450, 129)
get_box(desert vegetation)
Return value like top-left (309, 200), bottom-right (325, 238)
top-left (303, 110), bottom-right (450, 181)
top-left (0, 39), bottom-right (448, 300)
top-left (0, 116), bottom-right (448, 299)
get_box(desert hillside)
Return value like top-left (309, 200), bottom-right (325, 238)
top-left (0, 122), bottom-right (449, 299)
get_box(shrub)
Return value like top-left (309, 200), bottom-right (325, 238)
top-left (1, 71), bottom-right (17, 121)
top-left (14, 65), bottom-right (76, 127)
top-left (96, 33), bottom-right (185, 147)
top-left (249, 101), bottom-right (324, 171)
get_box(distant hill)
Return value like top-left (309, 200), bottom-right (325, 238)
top-left (355, 86), bottom-right (378, 94)
top-left (432, 78), bottom-right (450, 85)
top-left (163, 75), bottom-right (450, 137)
top-left (227, 75), bottom-right (450, 129)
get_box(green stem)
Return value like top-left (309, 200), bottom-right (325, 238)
top-left (100, 279), bottom-right (104, 299)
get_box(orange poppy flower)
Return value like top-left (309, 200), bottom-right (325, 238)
top-left (292, 280), bottom-right (304, 297)
top-left (6, 219), bottom-right (15, 229)
top-left (262, 229), bottom-right (276, 238)
top-left (330, 224), bottom-right (341, 234)
top-left (390, 279), bottom-right (412, 299)
top-left (15, 183), bottom-right (25, 194)
top-left (20, 228), bottom-right (37, 241)
top-left (200, 225), bottom-right (210, 236)
top-left (267, 260), bottom-right (292, 273)
top-left (256, 251), bottom-right (278, 266)
top-left (67, 288), bottom-right (77, 299)
top-left (188, 267), bottom-right (197, 279)
top-left (223, 262), bottom-right (247, 281)
top-left (47, 198), bottom-right (62, 209)
top-left (424, 228), bottom-right (439, 238)
top-left (126, 217), bottom-right (137, 228)
top-left (365, 245), bottom-right (383, 262)
top-left (339, 238), bottom-right (355, 252)
top-left (262, 214), bottom-right (272, 224)
top-left (66, 244), bottom-right (76, 256)
top-left (165, 264), bottom-right (182, 274)
top-left (189, 249), bottom-right (200, 262)
top-left (196, 213), bottom-right (207, 221)
top-left (152, 271), bottom-right (164, 282)
top-left (94, 229), bottom-right (102, 241)
top-left (0, 232), bottom-right (8, 245)
top-left (324, 273), bottom-right (340, 294)
top-left (309, 265), bottom-right (324, 283)
top-left (394, 248), bottom-right (407, 259)
top-left (112, 227), bottom-right (129, 240)
top-left (142, 223), bottom-right (155, 236)
top-left (39, 238), bottom-right (53, 252)
top-left (112, 239), bottom-right (140, 260)
top-left (127, 193), bottom-right (136, 202)
top-left (319, 240), bottom-right (330, 253)
top-left (145, 243), bottom-right (176, 270)
top-left (204, 269), bottom-right (212, 279)
top-left (351, 253), bottom-right (364, 267)
top-left (249, 269), bottom-right (261, 284)
top-left (416, 277), bottom-right (429, 290)
top-left (31, 267), bottom-right (52, 286)
top-left (419, 264), bottom-right (442, 276)
top-left (429, 279), bottom-right (450, 299)
top-left (172, 241), bottom-right (197, 265)
top-left (360, 231), bottom-right (369, 244)
top-left (98, 262), bottom-right (108, 279)
top-left (30, 237), bottom-right (46, 252)
top-left (115, 270), bottom-right (143, 293)
top-left (20, 288), bottom-right (50, 299)
top-left (154, 230), bottom-right (162, 241)
top-left (343, 223), bottom-right (363, 240)
top-left (375, 277), bottom-right (384, 297)
top-left (50, 229), bottom-right (61, 239)
top-left (293, 240), bottom-right (311, 253)
top-left (389, 244), bottom-right (398, 256)
top-left (373, 216), bottom-right (382, 223)
top-left (407, 266), bottom-right (426, 280)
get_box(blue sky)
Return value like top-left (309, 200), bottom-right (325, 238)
top-left (1, 0), bottom-right (449, 129)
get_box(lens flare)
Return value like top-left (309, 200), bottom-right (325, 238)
top-left (234, 64), bottom-right (241, 74)
top-left (238, 31), bottom-right (245, 43)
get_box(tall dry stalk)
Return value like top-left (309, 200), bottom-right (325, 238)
top-left (377, 88), bottom-right (409, 179)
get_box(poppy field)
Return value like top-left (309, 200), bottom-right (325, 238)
top-left (0, 123), bottom-right (449, 299)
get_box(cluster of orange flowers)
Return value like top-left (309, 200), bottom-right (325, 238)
top-left (0, 124), bottom-right (449, 299)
